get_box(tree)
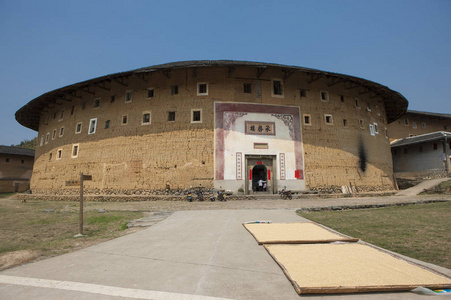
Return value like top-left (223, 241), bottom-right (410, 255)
top-left (14, 137), bottom-right (37, 150)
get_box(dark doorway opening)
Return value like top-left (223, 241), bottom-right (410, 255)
top-left (252, 165), bottom-right (267, 192)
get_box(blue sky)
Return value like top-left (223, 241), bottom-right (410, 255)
top-left (1, 0), bottom-right (450, 145)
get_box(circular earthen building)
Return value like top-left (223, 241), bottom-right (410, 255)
top-left (16, 60), bottom-right (408, 195)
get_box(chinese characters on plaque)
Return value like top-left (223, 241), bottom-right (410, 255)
top-left (245, 121), bottom-right (275, 135)
top-left (236, 152), bottom-right (242, 180)
top-left (279, 153), bottom-right (286, 180)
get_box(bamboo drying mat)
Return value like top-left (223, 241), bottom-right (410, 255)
top-left (264, 243), bottom-right (451, 294)
top-left (243, 222), bottom-right (359, 244)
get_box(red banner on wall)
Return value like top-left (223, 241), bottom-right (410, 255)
top-left (268, 170), bottom-right (271, 180)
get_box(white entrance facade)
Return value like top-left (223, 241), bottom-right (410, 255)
top-left (214, 102), bottom-right (305, 195)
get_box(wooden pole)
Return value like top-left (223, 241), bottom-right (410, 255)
top-left (79, 172), bottom-right (84, 235)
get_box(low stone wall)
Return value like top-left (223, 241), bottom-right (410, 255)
top-left (296, 199), bottom-right (448, 212)
top-left (395, 170), bottom-right (449, 180)
top-left (15, 193), bottom-right (257, 202)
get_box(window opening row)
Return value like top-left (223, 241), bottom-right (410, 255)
top-left (41, 110), bottom-right (202, 143)
top-left (4, 158), bottom-right (26, 163)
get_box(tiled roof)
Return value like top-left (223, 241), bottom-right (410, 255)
top-left (0, 145), bottom-right (35, 157)
top-left (391, 131), bottom-right (451, 147)
top-left (406, 110), bottom-right (451, 119)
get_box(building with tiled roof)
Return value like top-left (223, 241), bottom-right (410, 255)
top-left (0, 146), bottom-right (35, 193)
top-left (15, 60), bottom-right (408, 195)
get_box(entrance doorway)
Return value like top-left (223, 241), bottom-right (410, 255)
top-left (252, 165), bottom-right (267, 192)
top-left (245, 155), bottom-right (276, 195)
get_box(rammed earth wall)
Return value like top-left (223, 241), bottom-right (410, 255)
top-left (18, 62), bottom-right (405, 196)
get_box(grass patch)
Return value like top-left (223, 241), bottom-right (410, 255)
top-left (298, 202), bottom-right (451, 269)
top-left (0, 199), bottom-right (144, 270)
top-left (0, 193), bottom-right (16, 198)
top-left (421, 180), bottom-right (451, 195)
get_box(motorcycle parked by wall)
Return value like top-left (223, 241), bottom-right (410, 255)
top-left (217, 189), bottom-right (226, 202)
top-left (197, 190), bottom-right (204, 201)
top-left (279, 186), bottom-right (292, 200)
top-left (187, 189), bottom-right (193, 202)
top-left (209, 190), bottom-right (216, 202)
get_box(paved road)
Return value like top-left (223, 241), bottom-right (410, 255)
top-left (1, 208), bottom-right (450, 299)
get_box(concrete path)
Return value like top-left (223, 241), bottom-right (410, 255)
top-left (0, 209), bottom-right (450, 300)
top-left (396, 178), bottom-right (450, 196)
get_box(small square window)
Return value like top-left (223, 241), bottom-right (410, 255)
top-left (355, 98), bottom-right (360, 108)
top-left (303, 114), bottom-right (311, 125)
top-left (404, 118), bottom-right (409, 126)
top-left (105, 120), bottom-right (110, 129)
top-left (40, 136), bottom-right (44, 146)
top-left (125, 90), bottom-right (133, 103)
top-left (300, 89), bottom-right (307, 98)
top-left (168, 111), bottom-right (176, 121)
top-left (53, 112), bottom-right (57, 119)
top-left (366, 102), bottom-right (371, 112)
top-left (110, 95), bottom-right (115, 103)
top-left (412, 122), bottom-right (417, 129)
top-left (369, 124), bottom-right (375, 136)
top-left (57, 149), bottom-right (62, 160)
top-left (59, 110), bottom-right (64, 121)
top-left (142, 112), bottom-right (151, 125)
top-left (44, 116), bottom-right (49, 125)
top-left (21, 159), bottom-right (24, 164)
top-left (374, 123), bottom-right (379, 134)
top-left (75, 122), bottom-right (82, 134)
top-left (147, 88), bottom-right (154, 98)
top-left (49, 153), bottom-right (52, 161)
top-left (71, 106), bottom-right (75, 115)
top-left (72, 144), bottom-right (79, 158)
top-left (343, 119), bottom-right (348, 127)
top-left (45, 133), bottom-right (50, 144)
top-left (122, 115), bottom-right (128, 125)
top-left (320, 91), bottom-right (329, 101)
top-left (359, 119), bottom-right (364, 129)
top-left (422, 123), bottom-right (426, 128)
top-left (197, 83), bottom-right (208, 96)
top-left (59, 127), bottom-right (65, 137)
top-left (5, 158), bottom-right (9, 163)
top-left (325, 114), bottom-right (333, 125)
top-left (272, 80), bottom-right (283, 96)
top-left (243, 83), bottom-right (252, 94)
top-left (93, 98), bottom-right (101, 108)
top-left (52, 129), bottom-right (57, 140)
top-left (191, 109), bottom-right (202, 123)
top-left (88, 118), bottom-right (97, 134)
top-left (171, 85), bottom-right (179, 95)
top-left (340, 95), bottom-right (345, 102)
top-left (376, 105), bottom-right (380, 116)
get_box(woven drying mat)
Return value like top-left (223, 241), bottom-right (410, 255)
top-left (264, 243), bottom-right (451, 294)
top-left (243, 222), bottom-right (359, 245)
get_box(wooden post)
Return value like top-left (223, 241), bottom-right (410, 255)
top-left (79, 172), bottom-right (84, 235)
